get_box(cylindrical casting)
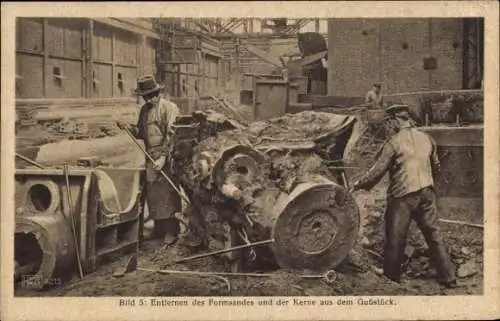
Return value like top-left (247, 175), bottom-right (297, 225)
top-left (270, 177), bottom-right (360, 271)
top-left (15, 215), bottom-right (75, 288)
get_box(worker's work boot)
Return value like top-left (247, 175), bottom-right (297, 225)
top-left (182, 233), bottom-right (203, 249)
top-left (142, 219), bottom-right (155, 241)
top-left (153, 219), bottom-right (168, 239)
top-left (161, 218), bottom-right (180, 247)
top-left (439, 279), bottom-right (459, 289)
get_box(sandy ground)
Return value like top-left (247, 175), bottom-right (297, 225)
top-left (15, 131), bottom-right (483, 297)
top-left (14, 183), bottom-right (483, 297)
top-left (14, 220), bottom-right (483, 297)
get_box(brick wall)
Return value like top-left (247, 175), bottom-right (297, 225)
top-left (327, 19), bottom-right (465, 96)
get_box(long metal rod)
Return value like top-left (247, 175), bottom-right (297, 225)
top-left (138, 267), bottom-right (337, 284)
top-left (141, 267), bottom-right (273, 278)
top-left (439, 218), bottom-right (483, 229)
top-left (174, 238), bottom-right (275, 264)
top-left (15, 153), bottom-right (45, 169)
top-left (63, 163), bottom-right (84, 279)
top-left (120, 125), bottom-right (190, 205)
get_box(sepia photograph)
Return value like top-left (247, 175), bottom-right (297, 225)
top-left (11, 15), bottom-right (486, 298)
top-left (1, 2), bottom-right (499, 320)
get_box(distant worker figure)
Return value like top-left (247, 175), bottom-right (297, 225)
top-left (365, 83), bottom-right (384, 109)
top-left (350, 104), bottom-right (457, 288)
top-left (118, 76), bottom-right (181, 246)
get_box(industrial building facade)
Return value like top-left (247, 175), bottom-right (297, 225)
top-left (15, 18), bottom-right (227, 103)
top-left (16, 18), bottom-right (159, 100)
top-left (327, 18), bottom-right (484, 96)
top-left (16, 17), bottom-right (484, 106)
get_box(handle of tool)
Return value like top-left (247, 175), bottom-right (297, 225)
top-left (63, 163), bottom-right (84, 280)
top-left (15, 153), bottom-right (45, 169)
top-left (439, 218), bottom-right (483, 229)
top-left (341, 171), bottom-right (350, 189)
top-left (174, 238), bottom-right (275, 264)
top-left (238, 229), bottom-right (257, 262)
top-left (121, 125), bottom-right (190, 205)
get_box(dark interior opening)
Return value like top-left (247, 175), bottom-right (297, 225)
top-left (236, 166), bottom-right (249, 175)
top-left (118, 73), bottom-right (124, 93)
top-left (29, 184), bottom-right (52, 212)
top-left (53, 67), bottom-right (62, 87)
top-left (14, 232), bottom-right (43, 282)
top-left (312, 221), bottom-right (322, 231)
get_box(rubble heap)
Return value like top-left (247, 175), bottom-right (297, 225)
top-left (172, 110), bottom-right (361, 272)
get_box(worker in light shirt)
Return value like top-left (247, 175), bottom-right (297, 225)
top-left (350, 104), bottom-right (457, 288)
top-left (365, 83), bottom-right (384, 109)
top-left (118, 75), bottom-right (181, 246)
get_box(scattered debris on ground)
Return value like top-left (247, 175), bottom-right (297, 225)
top-left (14, 109), bottom-right (483, 297)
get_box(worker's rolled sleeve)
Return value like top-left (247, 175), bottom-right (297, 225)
top-left (430, 138), bottom-right (440, 177)
top-left (356, 143), bottom-right (394, 191)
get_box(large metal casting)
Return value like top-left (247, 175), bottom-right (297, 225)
top-left (173, 111), bottom-right (360, 273)
top-left (14, 165), bottom-right (145, 288)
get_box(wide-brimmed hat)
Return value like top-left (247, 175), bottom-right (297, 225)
top-left (135, 75), bottom-right (164, 96)
top-left (386, 104), bottom-right (410, 118)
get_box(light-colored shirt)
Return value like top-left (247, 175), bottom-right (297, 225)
top-left (136, 98), bottom-right (179, 151)
top-left (134, 98), bottom-right (180, 181)
top-left (356, 127), bottom-right (440, 198)
top-left (365, 89), bottom-right (384, 109)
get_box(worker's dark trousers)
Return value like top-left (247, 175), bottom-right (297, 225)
top-left (384, 187), bottom-right (456, 283)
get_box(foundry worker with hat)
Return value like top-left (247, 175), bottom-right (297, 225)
top-left (365, 82), bottom-right (384, 109)
top-left (349, 104), bottom-right (457, 288)
top-left (118, 75), bottom-right (181, 246)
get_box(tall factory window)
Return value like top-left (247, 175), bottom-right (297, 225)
top-left (45, 18), bottom-right (84, 98)
top-left (114, 28), bottom-right (138, 98)
top-left (16, 18), bottom-right (43, 53)
top-left (92, 22), bottom-right (113, 98)
top-left (15, 18), bottom-right (44, 98)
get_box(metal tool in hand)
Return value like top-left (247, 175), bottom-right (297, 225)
top-left (119, 124), bottom-right (190, 205)
top-left (238, 228), bottom-right (257, 262)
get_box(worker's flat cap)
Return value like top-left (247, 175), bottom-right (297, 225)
top-left (386, 104), bottom-right (410, 115)
top-left (373, 82), bottom-right (382, 87)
